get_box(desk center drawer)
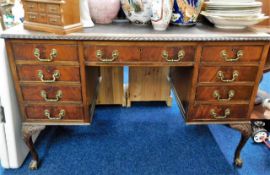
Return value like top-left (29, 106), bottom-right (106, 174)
top-left (17, 65), bottom-right (81, 82)
top-left (21, 85), bottom-right (82, 102)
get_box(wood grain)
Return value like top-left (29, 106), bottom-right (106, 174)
top-left (97, 67), bottom-right (125, 106)
top-left (128, 67), bottom-right (171, 107)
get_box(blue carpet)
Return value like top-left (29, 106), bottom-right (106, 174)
top-left (2, 99), bottom-right (236, 175)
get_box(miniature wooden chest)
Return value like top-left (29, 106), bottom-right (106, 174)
top-left (22, 0), bottom-right (82, 34)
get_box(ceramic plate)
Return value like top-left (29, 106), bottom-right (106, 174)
top-left (205, 1), bottom-right (262, 8)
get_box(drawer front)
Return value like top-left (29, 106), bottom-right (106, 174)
top-left (25, 105), bottom-right (84, 120)
top-left (25, 12), bottom-right (39, 22)
top-left (12, 43), bottom-right (79, 62)
top-left (21, 85), bottom-right (82, 102)
top-left (47, 15), bottom-right (62, 25)
top-left (191, 104), bottom-right (249, 121)
top-left (24, 2), bottom-right (38, 12)
top-left (141, 46), bottom-right (195, 62)
top-left (196, 86), bottom-right (253, 102)
top-left (39, 13), bottom-right (47, 23)
top-left (38, 3), bottom-right (47, 13)
top-left (17, 65), bottom-right (80, 82)
top-left (47, 4), bottom-right (61, 14)
top-left (198, 66), bottom-right (258, 83)
top-left (201, 46), bottom-right (263, 63)
top-left (84, 45), bottom-right (140, 62)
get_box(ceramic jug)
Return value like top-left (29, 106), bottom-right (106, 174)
top-left (151, 0), bottom-right (174, 31)
top-left (88, 0), bottom-right (120, 24)
top-left (121, 0), bottom-right (153, 25)
top-left (171, 0), bottom-right (204, 25)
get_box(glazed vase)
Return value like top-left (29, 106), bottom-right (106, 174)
top-left (171, 0), bottom-right (204, 26)
top-left (121, 0), bottom-right (153, 25)
top-left (151, 0), bottom-right (174, 31)
top-left (88, 0), bottom-right (120, 24)
top-left (80, 0), bottom-right (94, 27)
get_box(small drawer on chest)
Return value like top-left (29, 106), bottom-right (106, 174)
top-left (24, 105), bottom-right (84, 121)
top-left (198, 66), bottom-right (258, 83)
top-left (24, 2), bottom-right (38, 12)
top-left (17, 65), bottom-right (81, 83)
top-left (141, 46), bottom-right (195, 63)
top-left (21, 85), bottom-right (82, 103)
top-left (12, 43), bottom-right (79, 62)
top-left (25, 12), bottom-right (39, 23)
top-left (47, 15), bottom-right (62, 26)
top-left (201, 45), bottom-right (263, 63)
top-left (84, 44), bottom-right (140, 63)
top-left (47, 4), bottom-right (61, 14)
top-left (191, 104), bottom-right (249, 121)
top-left (196, 86), bottom-right (253, 102)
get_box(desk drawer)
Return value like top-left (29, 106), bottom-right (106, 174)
top-left (141, 46), bottom-right (195, 62)
top-left (25, 105), bottom-right (84, 120)
top-left (196, 86), bottom-right (253, 102)
top-left (21, 85), bottom-right (82, 102)
top-left (84, 45), bottom-right (140, 62)
top-left (47, 15), bottom-right (62, 26)
top-left (47, 4), bottom-right (61, 14)
top-left (17, 65), bottom-right (80, 82)
top-left (192, 104), bottom-right (249, 121)
top-left (201, 46), bottom-right (263, 63)
top-left (12, 43), bottom-right (79, 62)
top-left (198, 66), bottom-right (258, 83)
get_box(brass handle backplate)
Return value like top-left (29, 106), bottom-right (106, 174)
top-left (38, 70), bottom-right (60, 83)
top-left (34, 48), bottom-right (57, 62)
top-left (40, 90), bottom-right (62, 102)
top-left (217, 70), bottom-right (239, 83)
top-left (44, 109), bottom-right (65, 120)
top-left (96, 50), bottom-right (119, 62)
top-left (162, 50), bottom-right (185, 62)
top-left (220, 50), bottom-right (243, 62)
top-left (210, 108), bottom-right (231, 119)
top-left (213, 90), bottom-right (235, 102)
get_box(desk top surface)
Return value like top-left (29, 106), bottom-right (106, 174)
top-left (1, 22), bottom-right (270, 41)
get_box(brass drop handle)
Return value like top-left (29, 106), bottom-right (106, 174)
top-left (96, 50), bottom-right (119, 62)
top-left (38, 70), bottom-right (60, 83)
top-left (217, 70), bottom-right (239, 83)
top-left (40, 90), bottom-right (62, 102)
top-left (34, 48), bottom-right (58, 62)
top-left (213, 90), bottom-right (235, 102)
top-left (44, 109), bottom-right (65, 120)
top-left (220, 50), bottom-right (243, 62)
top-left (162, 50), bottom-right (185, 62)
top-left (210, 108), bottom-right (231, 119)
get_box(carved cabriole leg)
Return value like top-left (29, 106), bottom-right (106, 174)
top-left (22, 124), bottom-right (45, 170)
top-left (229, 123), bottom-right (252, 167)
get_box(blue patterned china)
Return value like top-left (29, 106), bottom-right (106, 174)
top-left (171, 0), bottom-right (204, 26)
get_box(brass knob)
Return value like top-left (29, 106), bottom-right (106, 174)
top-left (34, 48), bottom-right (57, 62)
top-left (213, 90), bottom-right (235, 102)
top-left (96, 50), bottom-right (119, 62)
top-left (162, 50), bottom-right (185, 62)
top-left (40, 90), bottom-right (62, 102)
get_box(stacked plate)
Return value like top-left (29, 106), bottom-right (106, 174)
top-left (201, 0), bottom-right (269, 29)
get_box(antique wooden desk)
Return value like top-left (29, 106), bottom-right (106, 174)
top-left (1, 23), bottom-right (270, 169)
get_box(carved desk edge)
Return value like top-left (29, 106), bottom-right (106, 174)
top-left (1, 23), bottom-right (270, 41)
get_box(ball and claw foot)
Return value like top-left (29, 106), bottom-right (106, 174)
top-left (234, 158), bottom-right (243, 167)
top-left (29, 160), bottom-right (38, 170)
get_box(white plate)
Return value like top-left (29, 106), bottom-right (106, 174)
top-left (209, 0), bottom-right (255, 3)
top-left (205, 1), bottom-right (262, 8)
top-left (201, 11), bottom-right (269, 29)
